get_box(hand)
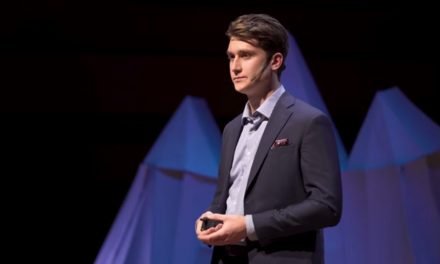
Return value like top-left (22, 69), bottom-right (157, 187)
top-left (197, 214), bottom-right (247, 246)
top-left (195, 211), bottom-right (215, 236)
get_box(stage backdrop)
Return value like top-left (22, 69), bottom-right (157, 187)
top-left (96, 44), bottom-right (440, 263)
top-left (95, 96), bottom-right (221, 264)
top-left (339, 87), bottom-right (440, 264)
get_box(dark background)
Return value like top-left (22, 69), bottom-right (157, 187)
top-left (1, 1), bottom-right (438, 262)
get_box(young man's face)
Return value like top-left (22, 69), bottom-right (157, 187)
top-left (226, 37), bottom-right (271, 96)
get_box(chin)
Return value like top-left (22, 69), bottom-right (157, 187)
top-left (234, 84), bottom-right (251, 94)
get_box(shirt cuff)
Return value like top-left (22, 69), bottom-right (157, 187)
top-left (245, 215), bottom-right (258, 241)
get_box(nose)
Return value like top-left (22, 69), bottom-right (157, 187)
top-left (230, 58), bottom-right (241, 75)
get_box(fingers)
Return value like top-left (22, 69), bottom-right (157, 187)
top-left (202, 223), bottom-right (223, 236)
top-left (200, 211), bottom-right (213, 219)
top-left (195, 211), bottom-right (213, 235)
top-left (195, 220), bottom-right (202, 235)
top-left (196, 213), bottom-right (246, 246)
top-left (198, 224), bottom-right (227, 245)
top-left (206, 213), bottom-right (226, 221)
top-left (197, 225), bottom-right (221, 245)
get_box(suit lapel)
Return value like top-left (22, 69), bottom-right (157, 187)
top-left (223, 116), bottom-right (243, 182)
top-left (245, 93), bottom-right (295, 192)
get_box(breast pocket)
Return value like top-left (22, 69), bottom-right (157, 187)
top-left (267, 143), bottom-right (298, 162)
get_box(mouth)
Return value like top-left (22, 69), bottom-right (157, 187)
top-left (233, 76), bottom-right (246, 82)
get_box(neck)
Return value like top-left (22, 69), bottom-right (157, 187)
top-left (247, 78), bottom-right (280, 114)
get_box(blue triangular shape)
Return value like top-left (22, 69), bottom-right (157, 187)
top-left (281, 32), bottom-right (348, 170)
top-left (143, 96), bottom-right (221, 178)
top-left (348, 87), bottom-right (440, 170)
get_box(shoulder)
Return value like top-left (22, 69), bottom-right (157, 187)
top-left (223, 114), bottom-right (242, 134)
top-left (292, 99), bottom-right (334, 134)
top-left (281, 92), bottom-right (330, 123)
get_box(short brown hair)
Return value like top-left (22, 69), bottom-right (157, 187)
top-left (226, 14), bottom-right (289, 75)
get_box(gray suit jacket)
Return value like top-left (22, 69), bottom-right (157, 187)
top-left (209, 92), bottom-right (342, 264)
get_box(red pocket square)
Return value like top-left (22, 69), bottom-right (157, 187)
top-left (271, 138), bottom-right (289, 149)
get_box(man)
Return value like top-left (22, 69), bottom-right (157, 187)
top-left (196, 14), bottom-right (342, 264)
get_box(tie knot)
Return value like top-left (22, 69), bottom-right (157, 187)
top-left (243, 113), bottom-right (265, 131)
top-left (243, 117), bottom-right (253, 125)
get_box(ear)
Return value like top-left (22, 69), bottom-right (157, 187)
top-left (270, 52), bottom-right (284, 71)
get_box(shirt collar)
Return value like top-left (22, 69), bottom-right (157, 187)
top-left (241, 85), bottom-right (285, 125)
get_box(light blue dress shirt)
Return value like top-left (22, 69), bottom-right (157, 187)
top-left (226, 85), bottom-right (285, 242)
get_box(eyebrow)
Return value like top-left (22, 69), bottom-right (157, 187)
top-left (226, 49), bottom-right (256, 57)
